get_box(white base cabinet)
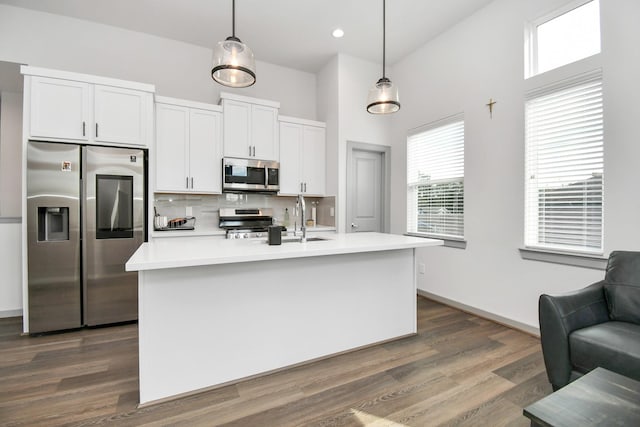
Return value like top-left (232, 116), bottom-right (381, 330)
top-left (23, 67), bottom-right (154, 147)
top-left (221, 92), bottom-right (279, 161)
top-left (155, 97), bottom-right (222, 194)
top-left (279, 116), bottom-right (326, 196)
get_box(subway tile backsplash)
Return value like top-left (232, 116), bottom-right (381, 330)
top-left (154, 193), bottom-right (335, 232)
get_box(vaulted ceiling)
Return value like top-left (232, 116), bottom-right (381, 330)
top-left (0, 0), bottom-right (494, 73)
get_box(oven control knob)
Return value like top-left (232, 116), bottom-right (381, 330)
top-left (243, 233), bottom-right (249, 239)
top-left (256, 232), bottom-right (262, 238)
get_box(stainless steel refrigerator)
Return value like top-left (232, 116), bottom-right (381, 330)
top-left (27, 141), bottom-right (146, 333)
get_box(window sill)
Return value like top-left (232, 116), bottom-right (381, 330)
top-left (406, 233), bottom-right (467, 249)
top-left (519, 247), bottom-right (607, 270)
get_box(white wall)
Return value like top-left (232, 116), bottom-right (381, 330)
top-left (336, 54), bottom-right (392, 233)
top-left (0, 91), bottom-right (22, 217)
top-left (390, 0), bottom-right (640, 330)
top-left (0, 91), bottom-right (23, 316)
top-left (0, 222), bottom-right (22, 316)
top-left (317, 54), bottom-right (392, 232)
top-left (0, 4), bottom-right (317, 119)
top-left (317, 56), bottom-right (340, 200)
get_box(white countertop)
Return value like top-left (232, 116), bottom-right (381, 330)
top-left (127, 232), bottom-right (443, 271)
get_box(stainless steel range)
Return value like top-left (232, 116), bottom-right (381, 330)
top-left (219, 208), bottom-right (275, 239)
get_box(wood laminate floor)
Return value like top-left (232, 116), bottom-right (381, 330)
top-left (0, 297), bottom-right (552, 426)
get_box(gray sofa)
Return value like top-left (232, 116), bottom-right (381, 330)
top-left (539, 250), bottom-right (640, 390)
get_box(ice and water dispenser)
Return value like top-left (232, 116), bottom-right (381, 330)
top-left (37, 207), bottom-right (69, 241)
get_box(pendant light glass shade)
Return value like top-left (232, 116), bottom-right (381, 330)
top-left (211, 0), bottom-right (256, 88)
top-left (367, 0), bottom-right (400, 114)
top-left (367, 77), bottom-right (400, 114)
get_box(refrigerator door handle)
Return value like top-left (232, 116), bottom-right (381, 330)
top-left (81, 147), bottom-right (88, 325)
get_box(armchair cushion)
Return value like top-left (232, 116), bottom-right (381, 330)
top-left (604, 284), bottom-right (640, 324)
top-left (570, 322), bottom-right (640, 381)
top-left (603, 251), bottom-right (640, 324)
top-left (604, 250), bottom-right (640, 285)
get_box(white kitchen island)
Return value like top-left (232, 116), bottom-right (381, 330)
top-left (126, 232), bottom-right (442, 405)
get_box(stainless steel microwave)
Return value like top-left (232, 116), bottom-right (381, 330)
top-left (222, 157), bottom-right (280, 193)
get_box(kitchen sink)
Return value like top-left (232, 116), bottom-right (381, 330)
top-left (281, 236), bottom-right (329, 243)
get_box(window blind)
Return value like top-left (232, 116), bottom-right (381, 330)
top-left (524, 72), bottom-right (603, 253)
top-left (407, 118), bottom-right (464, 239)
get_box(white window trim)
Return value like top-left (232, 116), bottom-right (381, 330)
top-left (407, 113), bottom-right (465, 242)
top-left (525, 0), bottom-right (600, 79)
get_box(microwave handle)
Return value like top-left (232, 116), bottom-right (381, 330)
top-left (264, 167), bottom-right (268, 188)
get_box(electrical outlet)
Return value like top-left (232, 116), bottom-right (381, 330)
top-left (419, 263), bottom-right (425, 274)
top-left (186, 206), bottom-right (193, 216)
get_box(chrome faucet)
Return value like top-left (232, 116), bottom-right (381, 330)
top-left (297, 194), bottom-right (306, 243)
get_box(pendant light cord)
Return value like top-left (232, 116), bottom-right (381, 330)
top-left (232, 0), bottom-right (236, 38)
top-left (382, 0), bottom-right (386, 79)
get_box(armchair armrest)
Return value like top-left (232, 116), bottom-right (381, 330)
top-left (539, 280), bottom-right (609, 389)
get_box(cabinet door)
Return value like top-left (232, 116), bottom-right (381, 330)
top-left (155, 104), bottom-right (190, 192)
top-left (190, 109), bottom-right (222, 193)
top-left (94, 85), bottom-right (149, 146)
top-left (30, 76), bottom-right (90, 141)
top-left (279, 122), bottom-right (303, 195)
top-left (222, 99), bottom-right (251, 158)
top-left (302, 126), bottom-right (326, 196)
top-left (252, 105), bottom-right (279, 161)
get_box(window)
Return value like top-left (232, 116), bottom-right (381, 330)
top-left (526, 0), bottom-right (600, 78)
top-left (524, 71), bottom-right (603, 254)
top-left (407, 117), bottom-right (464, 239)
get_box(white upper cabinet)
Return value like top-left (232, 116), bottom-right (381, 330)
top-left (279, 122), bottom-right (303, 195)
top-left (220, 92), bottom-right (279, 161)
top-left (301, 125), bottom-right (326, 196)
top-left (251, 104), bottom-right (279, 160)
top-left (94, 85), bottom-right (150, 146)
top-left (29, 76), bottom-right (90, 141)
top-left (23, 66), bottom-right (154, 147)
top-left (155, 103), bottom-right (190, 192)
top-left (222, 99), bottom-right (252, 158)
top-left (155, 97), bottom-right (222, 194)
top-left (278, 117), bottom-right (326, 197)
top-left (189, 108), bottom-right (222, 193)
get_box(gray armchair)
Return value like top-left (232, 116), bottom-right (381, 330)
top-left (539, 251), bottom-right (640, 390)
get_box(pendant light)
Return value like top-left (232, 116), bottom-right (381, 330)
top-left (366, 0), bottom-right (400, 114)
top-left (211, 0), bottom-right (256, 88)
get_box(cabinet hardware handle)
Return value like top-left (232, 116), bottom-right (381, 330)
top-left (186, 177), bottom-right (189, 189)
top-left (82, 121), bottom-right (86, 137)
top-left (351, 223), bottom-right (359, 228)
top-left (95, 123), bottom-right (99, 138)
top-left (300, 182), bottom-right (303, 192)
top-left (249, 146), bottom-right (252, 156)
top-left (304, 182), bottom-right (307, 192)
top-left (191, 177), bottom-right (194, 189)
top-left (252, 146), bottom-right (255, 157)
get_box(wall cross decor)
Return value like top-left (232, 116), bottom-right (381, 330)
top-left (486, 98), bottom-right (497, 119)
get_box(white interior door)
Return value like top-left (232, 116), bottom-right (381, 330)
top-left (348, 149), bottom-right (383, 232)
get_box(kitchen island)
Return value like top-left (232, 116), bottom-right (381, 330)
top-left (126, 232), bottom-right (442, 405)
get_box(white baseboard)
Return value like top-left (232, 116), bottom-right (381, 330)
top-left (417, 290), bottom-right (540, 337)
top-left (0, 309), bottom-right (23, 318)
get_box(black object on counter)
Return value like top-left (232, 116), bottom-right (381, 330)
top-left (268, 225), bottom-right (282, 245)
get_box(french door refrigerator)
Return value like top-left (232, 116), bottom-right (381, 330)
top-left (27, 141), bottom-right (146, 333)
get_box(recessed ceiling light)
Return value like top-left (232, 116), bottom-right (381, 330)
top-left (332, 28), bottom-right (344, 38)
